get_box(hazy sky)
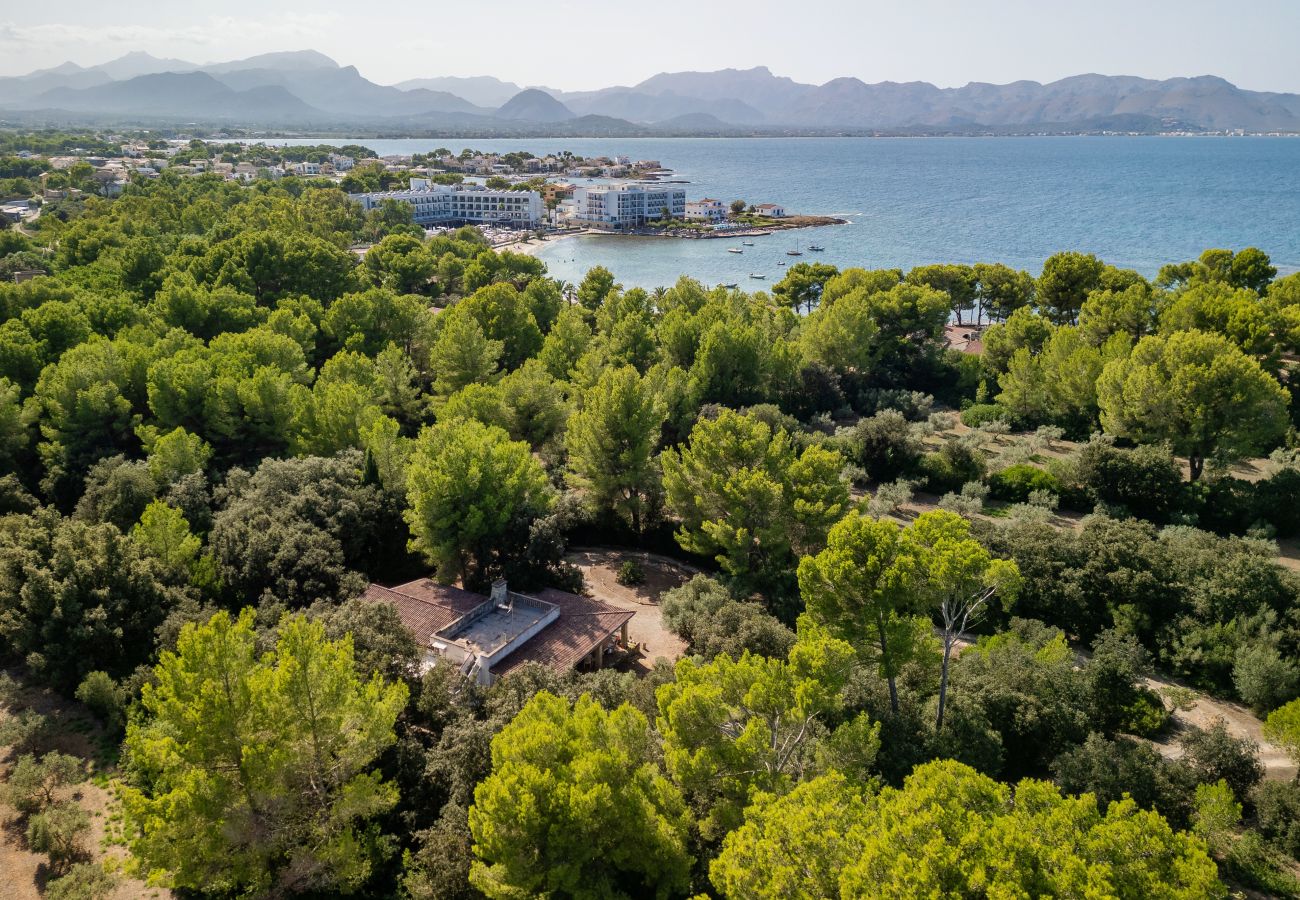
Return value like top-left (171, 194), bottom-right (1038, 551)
top-left (3, 0), bottom-right (1298, 92)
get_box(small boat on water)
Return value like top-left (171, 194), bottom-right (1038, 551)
top-left (742, 240), bottom-right (755, 246)
top-left (721, 282), bottom-right (739, 289)
top-left (808, 244), bottom-right (825, 252)
top-left (787, 243), bottom-right (803, 256)
top-left (728, 247), bottom-right (744, 254)
top-left (749, 273), bottom-right (766, 280)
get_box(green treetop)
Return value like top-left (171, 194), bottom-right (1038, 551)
top-left (797, 511), bottom-right (925, 714)
top-left (1264, 698), bottom-right (1300, 767)
top-left (123, 610), bottom-right (407, 896)
top-left (897, 510), bottom-right (1020, 729)
top-left (663, 408), bottom-right (847, 604)
top-left (404, 418), bottom-right (553, 589)
top-left (1037, 251), bottom-right (1105, 325)
top-left (565, 366), bottom-right (664, 533)
top-left (711, 760), bottom-right (1223, 899)
top-left (773, 262), bottom-right (838, 314)
top-left (468, 691), bottom-right (693, 900)
top-left (1097, 329), bottom-right (1289, 480)
top-left (655, 625), bottom-right (865, 838)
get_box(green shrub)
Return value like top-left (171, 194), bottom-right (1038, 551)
top-left (26, 801), bottom-right (90, 874)
top-left (615, 559), bottom-right (646, 587)
top-left (1052, 734), bottom-right (1195, 829)
top-left (1254, 780), bottom-right (1300, 860)
top-left (1180, 721), bottom-right (1264, 804)
top-left (960, 403), bottom-right (1009, 428)
top-left (920, 440), bottom-right (986, 495)
top-left (1222, 830), bottom-right (1300, 897)
top-left (854, 388), bottom-right (934, 421)
top-left (44, 863), bottom-right (119, 900)
top-left (1193, 476), bottom-right (1260, 536)
top-left (660, 575), bottom-right (794, 660)
top-left (937, 481), bottom-right (989, 516)
top-left (868, 479), bottom-right (915, 517)
top-left (1187, 467), bottom-right (1300, 539)
top-left (0, 709), bottom-right (51, 755)
top-left (75, 671), bottom-right (127, 734)
top-left (3, 752), bottom-right (83, 815)
top-left (988, 464), bottom-right (1061, 503)
top-left (1233, 642), bottom-right (1300, 715)
top-left (1121, 688), bottom-right (1170, 737)
top-left (1075, 440), bottom-right (1185, 524)
top-left (1259, 467), bottom-right (1300, 537)
top-left (838, 410), bottom-right (923, 483)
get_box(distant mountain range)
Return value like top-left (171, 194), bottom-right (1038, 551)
top-left (3, 51), bottom-right (1299, 135)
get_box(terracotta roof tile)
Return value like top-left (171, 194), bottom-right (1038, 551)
top-left (490, 594), bottom-right (633, 678)
top-left (361, 580), bottom-right (483, 643)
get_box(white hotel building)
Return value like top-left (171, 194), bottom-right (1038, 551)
top-left (350, 178), bottom-right (543, 228)
top-left (570, 183), bottom-right (687, 230)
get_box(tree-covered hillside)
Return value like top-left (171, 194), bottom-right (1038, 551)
top-left (2, 164), bottom-right (1300, 897)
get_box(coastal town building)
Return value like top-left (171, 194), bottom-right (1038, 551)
top-left (570, 183), bottom-right (687, 230)
top-left (542, 182), bottom-right (577, 204)
top-left (754, 202), bottom-right (788, 217)
top-left (685, 198), bottom-right (727, 222)
top-left (363, 578), bottom-right (634, 685)
top-left (350, 178), bottom-right (544, 227)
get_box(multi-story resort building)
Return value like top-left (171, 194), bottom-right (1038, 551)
top-left (570, 183), bottom-right (687, 230)
top-left (350, 177), bottom-right (544, 228)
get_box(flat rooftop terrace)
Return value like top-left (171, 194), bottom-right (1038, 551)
top-left (441, 597), bottom-right (554, 656)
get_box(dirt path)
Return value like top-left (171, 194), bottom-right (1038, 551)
top-left (1139, 671), bottom-right (1297, 781)
top-left (0, 674), bottom-right (170, 900)
top-left (567, 547), bottom-right (700, 674)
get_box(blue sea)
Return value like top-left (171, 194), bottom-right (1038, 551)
top-left (270, 136), bottom-right (1300, 289)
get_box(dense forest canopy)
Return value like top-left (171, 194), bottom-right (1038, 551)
top-left (1, 154), bottom-right (1300, 897)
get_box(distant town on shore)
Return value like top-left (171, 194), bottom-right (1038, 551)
top-left (3, 138), bottom-right (835, 242)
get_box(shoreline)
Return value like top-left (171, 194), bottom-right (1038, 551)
top-left (493, 217), bottom-right (845, 255)
top-left (661, 215), bottom-right (849, 238)
top-left (493, 230), bottom-right (587, 256)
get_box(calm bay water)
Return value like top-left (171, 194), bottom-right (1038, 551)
top-left (272, 136), bottom-right (1300, 289)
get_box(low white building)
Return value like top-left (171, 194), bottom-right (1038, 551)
top-left (686, 198), bottom-right (727, 222)
top-left (294, 161), bottom-right (322, 176)
top-left (571, 183), bottom-right (687, 230)
top-left (754, 202), bottom-right (788, 218)
top-left (1, 202), bottom-right (30, 224)
top-left (350, 178), bottom-right (543, 227)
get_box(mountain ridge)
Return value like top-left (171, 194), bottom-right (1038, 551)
top-left (3, 51), bottom-right (1298, 133)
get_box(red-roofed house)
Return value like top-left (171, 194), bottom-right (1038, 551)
top-left (362, 577), bottom-right (634, 685)
top-left (943, 323), bottom-right (985, 355)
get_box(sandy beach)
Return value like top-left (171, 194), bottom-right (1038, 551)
top-left (494, 230), bottom-right (587, 256)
